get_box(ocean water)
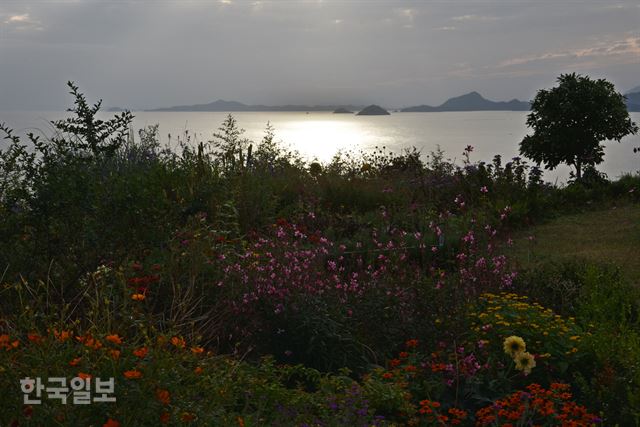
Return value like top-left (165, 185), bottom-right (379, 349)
top-left (2, 110), bottom-right (639, 184)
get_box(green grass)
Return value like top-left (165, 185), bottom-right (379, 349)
top-left (511, 203), bottom-right (640, 284)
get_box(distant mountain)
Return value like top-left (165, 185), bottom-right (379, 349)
top-left (401, 92), bottom-right (530, 112)
top-left (626, 86), bottom-right (640, 95)
top-left (333, 107), bottom-right (353, 114)
top-left (107, 107), bottom-right (129, 112)
top-left (148, 100), bottom-right (365, 112)
top-left (357, 105), bottom-right (390, 116)
top-left (626, 91), bottom-right (640, 112)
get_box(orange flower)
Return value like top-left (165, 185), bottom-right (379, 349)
top-left (69, 357), bottom-right (82, 367)
top-left (84, 337), bottom-right (103, 350)
top-left (27, 333), bottom-right (42, 344)
top-left (399, 351), bottom-right (409, 359)
top-left (131, 293), bottom-right (146, 301)
top-left (190, 346), bottom-right (204, 354)
top-left (156, 388), bottom-right (171, 405)
top-left (133, 347), bottom-right (148, 358)
top-left (109, 349), bottom-right (121, 360)
top-left (237, 416), bottom-right (245, 427)
top-left (181, 412), bottom-right (196, 422)
top-left (160, 412), bottom-right (170, 424)
top-left (404, 364), bottom-right (417, 372)
top-left (53, 329), bottom-right (71, 342)
top-left (124, 369), bottom-right (142, 379)
top-left (170, 336), bottom-right (186, 349)
top-left (389, 358), bottom-right (401, 367)
top-left (382, 372), bottom-right (394, 379)
top-left (194, 366), bottom-right (204, 375)
top-left (103, 418), bottom-right (120, 427)
top-left (78, 372), bottom-right (92, 380)
top-left (106, 334), bottom-right (122, 345)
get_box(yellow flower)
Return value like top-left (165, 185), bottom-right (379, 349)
top-left (514, 351), bottom-right (536, 375)
top-left (131, 293), bottom-right (145, 301)
top-left (503, 336), bottom-right (526, 356)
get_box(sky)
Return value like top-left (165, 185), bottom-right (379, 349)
top-left (0, 0), bottom-right (639, 110)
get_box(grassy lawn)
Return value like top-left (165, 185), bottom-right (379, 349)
top-left (511, 203), bottom-right (640, 284)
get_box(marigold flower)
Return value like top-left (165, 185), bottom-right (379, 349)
top-left (124, 369), bottom-right (142, 379)
top-left (84, 337), bottom-right (103, 350)
top-left (171, 336), bottom-right (186, 349)
top-left (27, 333), bottom-right (42, 344)
top-left (389, 358), bottom-right (401, 367)
top-left (180, 412), bottom-right (196, 422)
top-left (194, 366), bottom-right (204, 375)
top-left (69, 357), bottom-right (82, 367)
top-left (156, 388), bottom-right (171, 405)
top-left (133, 347), bottom-right (148, 358)
top-left (53, 329), bottom-right (71, 342)
top-left (160, 412), bottom-right (170, 424)
top-left (382, 372), bottom-right (393, 379)
top-left (514, 351), bottom-right (536, 375)
top-left (109, 349), bottom-right (121, 360)
top-left (190, 346), bottom-right (204, 354)
top-left (106, 334), bottom-right (122, 345)
top-left (399, 351), bottom-right (409, 359)
top-left (131, 293), bottom-right (146, 301)
top-left (78, 372), bottom-right (92, 380)
top-left (103, 418), bottom-right (120, 427)
top-left (503, 336), bottom-right (526, 356)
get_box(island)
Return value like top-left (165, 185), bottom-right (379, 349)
top-left (401, 92), bottom-right (530, 112)
top-left (333, 108), bottom-right (353, 114)
top-left (357, 105), bottom-right (390, 116)
top-left (148, 100), bottom-right (365, 112)
top-left (625, 90), bottom-right (640, 112)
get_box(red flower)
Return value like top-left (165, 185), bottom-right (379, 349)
top-left (103, 419), bottom-right (120, 427)
top-left (405, 339), bottom-right (419, 348)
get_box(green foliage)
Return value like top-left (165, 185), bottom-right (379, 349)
top-left (2, 82), bottom-right (639, 424)
top-left (520, 73), bottom-right (638, 180)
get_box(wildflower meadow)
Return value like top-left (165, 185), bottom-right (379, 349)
top-left (1, 83), bottom-right (639, 426)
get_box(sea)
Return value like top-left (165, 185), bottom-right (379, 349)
top-left (2, 110), bottom-right (639, 185)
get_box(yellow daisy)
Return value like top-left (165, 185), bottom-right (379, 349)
top-left (514, 351), bottom-right (536, 375)
top-left (503, 336), bottom-right (526, 356)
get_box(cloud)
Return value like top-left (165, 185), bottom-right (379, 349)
top-left (7, 14), bottom-right (30, 23)
top-left (434, 26), bottom-right (456, 31)
top-left (498, 37), bottom-right (640, 68)
top-left (3, 13), bottom-right (43, 31)
top-left (394, 7), bottom-right (415, 28)
top-left (451, 14), bottom-right (499, 22)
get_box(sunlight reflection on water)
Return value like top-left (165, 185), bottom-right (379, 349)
top-left (3, 110), bottom-right (639, 184)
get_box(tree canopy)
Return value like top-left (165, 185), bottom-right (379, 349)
top-left (520, 73), bottom-right (638, 180)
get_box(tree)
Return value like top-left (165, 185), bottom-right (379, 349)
top-left (520, 73), bottom-right (638, 180)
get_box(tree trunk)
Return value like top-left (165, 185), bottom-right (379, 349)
top-left (575, 158), bottom-right (582, 181)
